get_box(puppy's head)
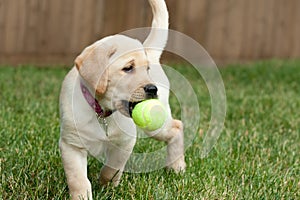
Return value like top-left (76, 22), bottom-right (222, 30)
top-left (75, 35), bottom-right (157, 117)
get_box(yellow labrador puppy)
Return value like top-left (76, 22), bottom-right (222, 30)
top-left (59, 0), bottom-right (185, 199)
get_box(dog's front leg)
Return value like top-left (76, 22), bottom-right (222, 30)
top-left (147, 119), bottom-right (186, 173)
top-left (99, 156), bottom-right (124, 186)
top-left (165, 119), bottom-right (186, 172)
top-left (100, 135), bottom-right (136, 186)
top-left (59, 139), bottom-right (92, 200)
top-left (99, 143), bottom-right (131, 186)
top-left (99, 165), bottom-right (122, 186)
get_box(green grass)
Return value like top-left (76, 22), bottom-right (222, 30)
top-left (1, 60), bottom-right (300, 199)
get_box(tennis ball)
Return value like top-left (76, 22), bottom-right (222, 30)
top-left (132, 99), bottom-right (167, 131)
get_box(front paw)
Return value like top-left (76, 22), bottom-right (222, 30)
top-left (166, 155), bottom-right (186, 173)
top-left (99, 165), bottom-right (122, 187)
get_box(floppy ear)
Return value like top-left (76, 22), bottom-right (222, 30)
top-left (75, 44), bottom-right (116, 95)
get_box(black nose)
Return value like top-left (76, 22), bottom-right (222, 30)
top-left (144, 84), bottom-right (158, 98)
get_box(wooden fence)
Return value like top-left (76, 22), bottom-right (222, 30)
top-left (0, 0), bottom-right (299, 65)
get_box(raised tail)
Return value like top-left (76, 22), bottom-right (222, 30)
top-left (143, 0), bottom-right (169, 62)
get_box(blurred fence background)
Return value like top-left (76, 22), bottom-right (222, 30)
top-left (0, 0), bottom-right (299, 65)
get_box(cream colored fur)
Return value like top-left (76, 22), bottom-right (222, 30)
top-left (59, 0), bottom-right (185, 199)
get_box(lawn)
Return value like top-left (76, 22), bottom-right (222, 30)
top-left (1, 60), bottom-right (299, 199)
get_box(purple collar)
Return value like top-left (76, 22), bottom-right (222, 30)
top-left (80, 82), bottom-right (113, 118)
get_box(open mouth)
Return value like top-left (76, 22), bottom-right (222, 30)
top-left (115, 87), bottom-right (158, 118)
top-left (121, 100), bottom-right (142, 117)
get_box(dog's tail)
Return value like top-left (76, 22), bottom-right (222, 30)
top-left (143, 0), bottom-right (169, 62)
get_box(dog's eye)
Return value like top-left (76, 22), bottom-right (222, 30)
top-left (122, 65), bottom-right (134, 73)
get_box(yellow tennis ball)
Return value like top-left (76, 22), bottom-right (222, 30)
top-left (132, 99), bottom-right (167, 131)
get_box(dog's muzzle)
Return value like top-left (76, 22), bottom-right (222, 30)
top-left (115, 84), bottom-right (158, 117)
